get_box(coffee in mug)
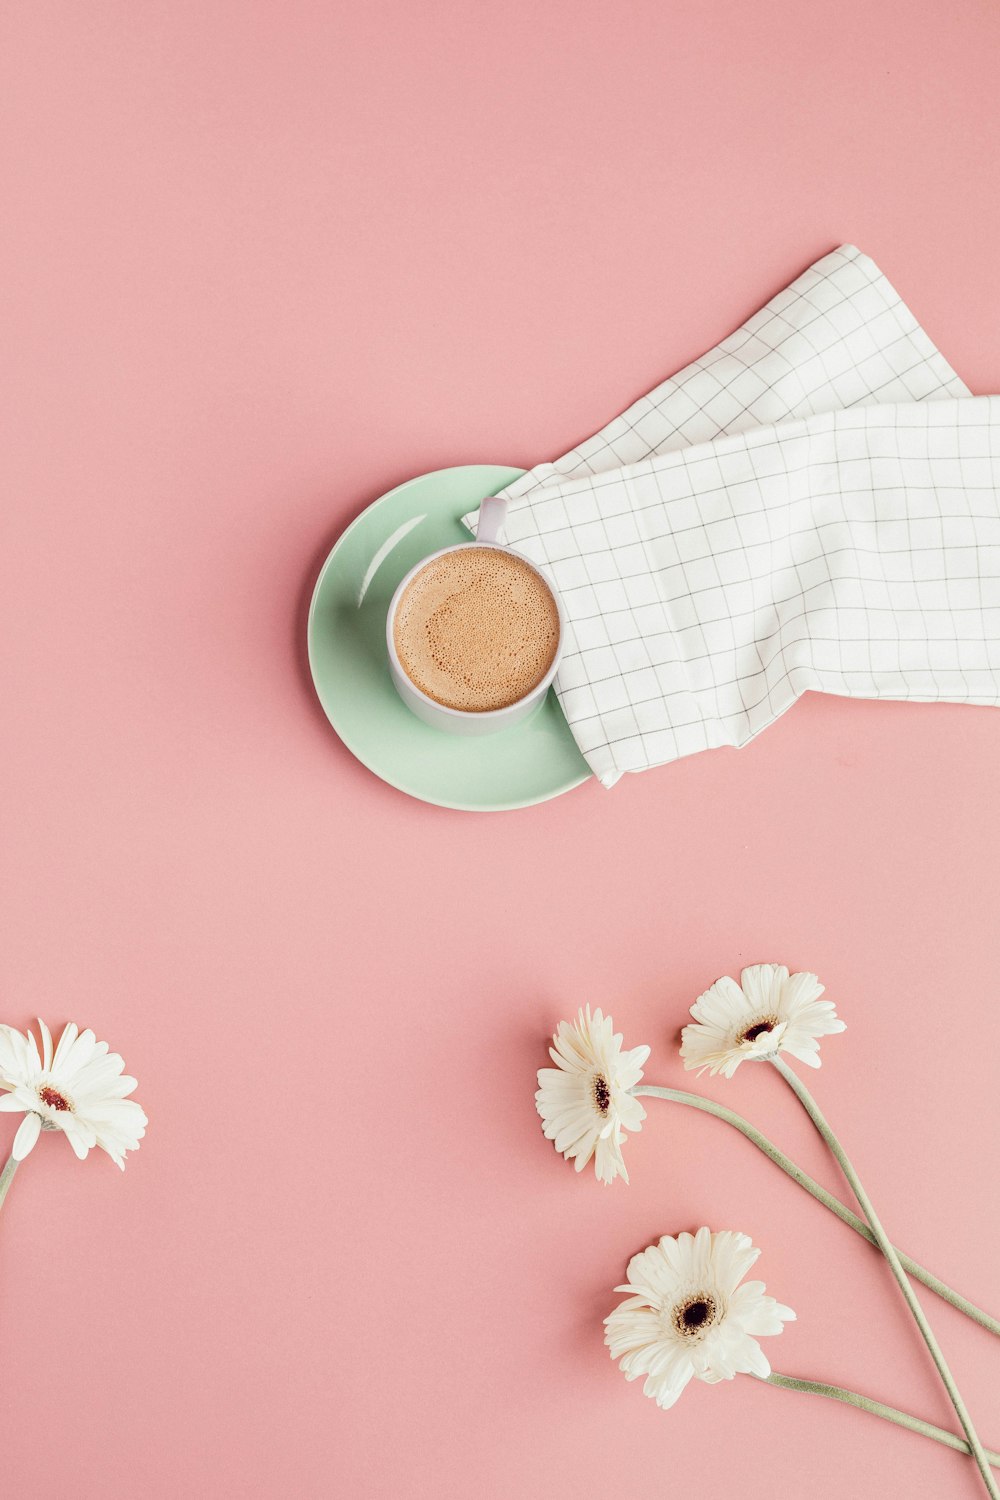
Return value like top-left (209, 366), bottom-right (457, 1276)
top-left (392, 545), bottom-right (560, 713)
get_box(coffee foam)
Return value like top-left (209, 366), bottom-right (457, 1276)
top-left (393, 546), bottom-right (560, 712)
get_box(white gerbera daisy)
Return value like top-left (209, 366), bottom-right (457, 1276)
top-left (605, 1227), bottom-right (795, 1408)
top-left (0, 1020), bottom-right (147, 1168)
top-left (535, 1006), bottom-right (650, 1185)
top-left (680, 963), bottom-right (846, 1078)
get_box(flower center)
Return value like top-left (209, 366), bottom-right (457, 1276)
top-left (592, 1073), bottom-right (611, 1115)
top-left (741, 1017), bottom-right (778, 1044)
top-left (38, 1085), bottom-right (71, 1112)
top-left (674, 1293), bottom-right (718, 1338)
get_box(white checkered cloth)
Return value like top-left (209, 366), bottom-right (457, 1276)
top-left (464, 246), bottom-right (1000, 786)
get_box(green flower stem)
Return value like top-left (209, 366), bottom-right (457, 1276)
top-left (0, 1154), bottom-right (19, 1214)
top-left (761, 1372), bottom-right (1000, 1468)
top-left (772, 1056), bottom-right (999, 1500)
top-left (632, 1084), bottom-right (1000, 1337)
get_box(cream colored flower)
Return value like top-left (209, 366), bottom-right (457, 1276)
top-left (0, 1020), bottom-right (146, 1168)
top-left (605, 1227), bottom-right (795, 1408)
top-left (535, 1006), bottom-right (649, 1184)
top-left (680, 963), bottom-right (845, 1078)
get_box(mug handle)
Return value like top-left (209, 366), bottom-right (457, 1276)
top-left (476, 493), bottom-right (508, 545)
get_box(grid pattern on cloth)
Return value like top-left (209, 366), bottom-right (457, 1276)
top-left (503, 398), bottom-right (1000, 783)
top-left (464, 244), bottom-right (968, 522)
top-left (458, 246), bottom-right (996, 787)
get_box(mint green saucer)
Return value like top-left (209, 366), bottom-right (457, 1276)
top-left (307, 465), bottom-right (591, 811)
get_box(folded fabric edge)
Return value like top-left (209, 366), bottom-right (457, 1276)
top-left (459, 242), bottom-right (969, 540)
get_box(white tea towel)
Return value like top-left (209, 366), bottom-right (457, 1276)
top-left (464, 246), bottom-right (1000, 786)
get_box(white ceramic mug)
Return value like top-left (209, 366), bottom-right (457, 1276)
top-left (385, 495), bottom-right (565, 736)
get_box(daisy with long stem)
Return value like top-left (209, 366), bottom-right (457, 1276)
top-left (632, 1082), bottom-right (1000, 1335)
top-left (681, 966), bottom-right (998, 1500)
top-left (537, 1007), bottom-right (1000, 1335)
top-left (606, 1227), bottom-right (1000, 1470)
top-left (0, 1019), bottom-right (146, 1217)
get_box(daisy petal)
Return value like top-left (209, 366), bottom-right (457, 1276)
top-left (37, 1018), bottom-right (53, 1072)
top-left (12, 1111), bottom-right (42, 1160)
top-left (62, 1124), bottom-right (90, 1161)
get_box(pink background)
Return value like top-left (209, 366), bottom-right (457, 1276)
top-left (2, 2), bottom-right (999, 1495)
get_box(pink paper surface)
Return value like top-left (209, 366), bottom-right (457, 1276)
top-left (2, 3), bottom-right (999, 1496)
